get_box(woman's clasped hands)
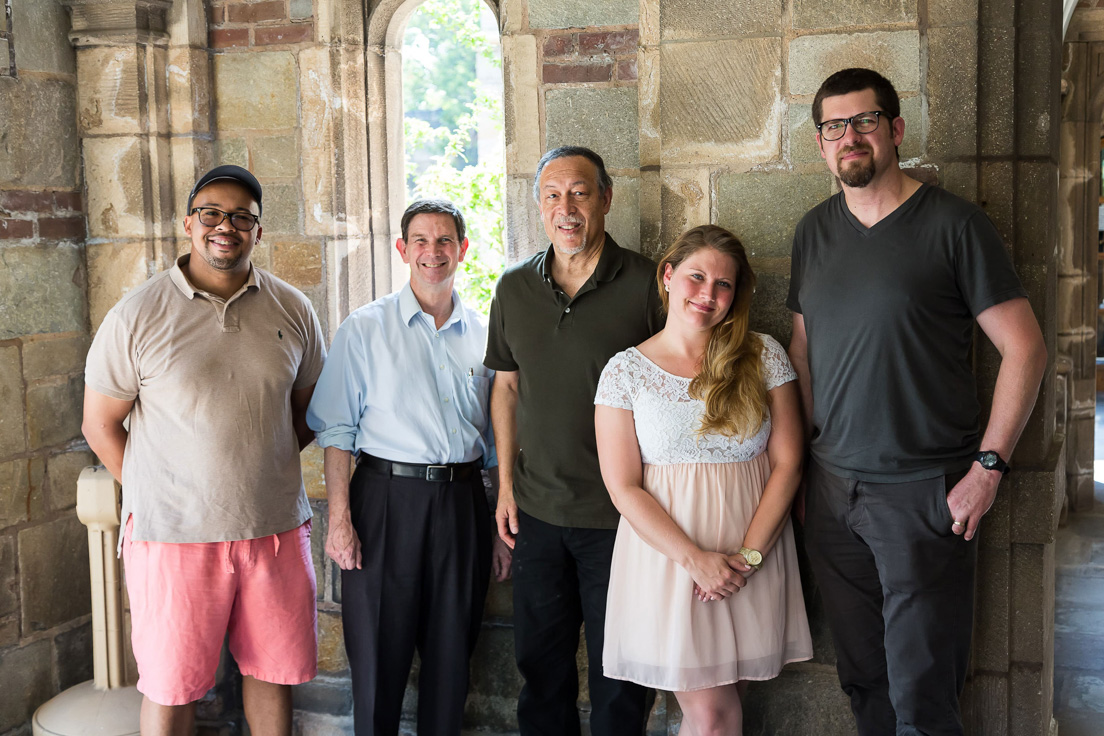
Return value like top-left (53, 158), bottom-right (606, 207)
top-left (687, 549), bottom-right (755, 602)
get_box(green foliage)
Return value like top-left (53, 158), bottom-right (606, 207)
top-left (403, 0), bottom-right (505, 315)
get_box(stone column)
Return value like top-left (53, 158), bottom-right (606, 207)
top-left (1058, 20), bottom-right (1104, 514)
top-left (62, 0), bottom-right (175, 331)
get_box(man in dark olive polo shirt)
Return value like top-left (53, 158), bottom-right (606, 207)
top-left (485, 146), bottom-right (662, 736)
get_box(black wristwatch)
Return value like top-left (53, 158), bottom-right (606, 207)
top-left (975, 450), bottom-right (1010, 475)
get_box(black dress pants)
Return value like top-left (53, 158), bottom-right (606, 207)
top-left (804, 459), bottom-right (977, 736)
top-left (341, 462), bottom-right (492, 736)
top-left (511, 510), bottom-right (650, 736)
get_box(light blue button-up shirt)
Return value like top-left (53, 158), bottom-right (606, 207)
top-left (306, 283), bottom-right (496, 468)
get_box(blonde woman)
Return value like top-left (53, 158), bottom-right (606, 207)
top-left (594, 225), bottom-right (812, 735)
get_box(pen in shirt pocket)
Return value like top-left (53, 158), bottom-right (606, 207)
top-left (468, 368), bottom-right (474, 377)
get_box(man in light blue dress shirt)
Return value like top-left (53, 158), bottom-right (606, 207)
top-left (306, 199), bottom-right (509, 736)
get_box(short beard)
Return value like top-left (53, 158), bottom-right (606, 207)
top-left (552, 241), bottom-right (587, 256)
top-left (838, 149), bottom-right (875, 188)
top-left (201, 249), bottom-right (245, 271)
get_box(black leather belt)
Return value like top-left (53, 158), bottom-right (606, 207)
top-left (357, 454), bottom-right (480, 482)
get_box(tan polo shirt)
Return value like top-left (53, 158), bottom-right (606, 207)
top-left (85, 255), bottom-right (326, 544)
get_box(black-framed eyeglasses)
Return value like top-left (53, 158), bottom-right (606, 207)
top-left (190, 207), bottom-right (259, 231)
top-left (816, 111), bottom-right (893, 141)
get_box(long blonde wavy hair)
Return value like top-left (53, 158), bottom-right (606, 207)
top-left (657, 225), bottom-right (767, 439)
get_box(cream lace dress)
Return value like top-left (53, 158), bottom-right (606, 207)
top-left (594, 333), bottom-right (812, 691)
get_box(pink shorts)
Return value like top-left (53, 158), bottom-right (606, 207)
top-left (122, 517), bottom-right (318, 706)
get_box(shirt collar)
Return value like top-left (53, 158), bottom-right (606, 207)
top-left (539, 232), bottom-right (626, 286)
top-left (398, 281), bottom-right (468, 334)
top-left (170, 254), bottom-right (259, 301)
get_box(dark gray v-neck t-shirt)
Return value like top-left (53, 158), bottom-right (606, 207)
top-left (787, 184), bottom-right (1027, 482)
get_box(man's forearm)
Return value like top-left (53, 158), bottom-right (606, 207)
top-left (84, 424), bottom-right (128, 483)
top-left (323, 446), bottom-right (354, 517)
top-left (490, 384), bottom-right (519, 492)
top-left (979, 340), bottom-right (1047, 461)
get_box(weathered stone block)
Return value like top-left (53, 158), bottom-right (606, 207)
top-left (465, 624), bottom-right (525, 732)
top-left (22, 334), bottom-right (90, 382)
top-left (0, 639), bottom-right (52, 733)
top-left (940, 162), bottom-right (978, 203)
top-left (302, 443), bottom-right (326, 501)
top-left (298, 46), bottom-right (338, 239)
top-left (46, 451), bottom-right (96, 514)
top-left (1009, 663), bottom-right (1048, 736)
top-left (660, 38), bottom-right (781, 165)
top-left (83, 136), bottom-right (149, 239)
top-left (0, 536), bottom-right (15, 618)
top-left (502, 35), bottom-right (541, 175)
top-left (218, 137), bottom-right (250, 169)
top-left (979, 28), bottom-right (1015, 159)
top-left (960, 673), bottom-right (1010, 736)
top-left (928, 26), bottom-right (978, 160)
top-left (27, 375), bottom-right (85, 450)
top-left (717, 173), bottom-right (833, 259)
top-left (273, 240), bottom-right (323, 289)
top-left (1010, 542), bottom-right (1054, 666)
top-left (254, 135), bottom-right (300, 179)
top-left (19, 514), bottom-right (91, 634)
top-left (527, 0), bottom-right (637, 29)
top-left (318, 609), bottom-right (349, 673)
top-left (793, 0), bottom-right (916, 30)
top-left (608, 176), bottom-right (641, 252)
top-left (293, 675), bottom-right (352, 714)
top-left (262, 182), bottom-right (303, 235)
top-left (75, 46), bottom-right (142, 136)
top-left (214, 52), bottom-right (298, 131)
top-left (979, 160), bottom-right (1014, 244)
top-left (1010, 468), bottom-right (1060, 545)
top-left (87, 241), bottom-right (149, 332)
top-left (0, 244), bottom-right (85, 340)
top-left (292, 710), bottom-right (354, 736)
top-left (747, 265), bottom-right (794, 346)
top-left (291, 0), bottom-right (314, 20)
top-left (789, 104), bottom-right (821, 166)
top-left (55, 621), bottom-right (95, 690)
top-left (788, 31), bottom-right (920, 97)
top-left (1014, 162), bottom-right (1058, 267)
top-left (10, 0), bottom-right (76, 75)
top-left (744, 665), bottom-right (855, 735)
top-left (0, 346), bottom-right (25, 456)
top-left (974, 547), bottom-right (1010, 671)
top-left (308, 502), bottom-right (327, 602)
top-left (0, 78), bottom-right (79, 190)
top-left (168, 47), bottom-right (212, 136)
top-left (1016, 31), bottom-right (1058, 160)
top-left (506, 175), bottom-right (544, 262)
top-left (545, 87), bottom-right (639, 170)
top-left (660, 0), bottom-right (780, 40)
top-left (1, 458), bottom-right (46, 529)
top-left (660, 168), bottom-right (710, 246)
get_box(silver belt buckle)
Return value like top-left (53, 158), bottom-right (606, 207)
top-left (426, 465), bottom-right (452, 482)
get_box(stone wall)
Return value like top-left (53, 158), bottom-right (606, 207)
top-left (0, 1), bottom-right (95, 734)
top-left (0, 0), bottom-right (1072, 734)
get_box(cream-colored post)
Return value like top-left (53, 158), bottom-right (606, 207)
top-left (75, 466), bottom-right (125, 690)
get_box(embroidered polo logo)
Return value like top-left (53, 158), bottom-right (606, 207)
top-left (278, 329), bottom-right (283, 339)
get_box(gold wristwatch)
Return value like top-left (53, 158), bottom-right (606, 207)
top-left (739, 547), bottom-right (763, 571)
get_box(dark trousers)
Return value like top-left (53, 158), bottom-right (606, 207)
top-left (511, 510), bottom-right (650, 736)
top-left (804, 459), bottom-right (977, 736)
top-left (341, 462), bottom-right (492, 736)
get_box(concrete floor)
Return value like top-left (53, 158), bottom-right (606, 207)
top-left (1051, 397), bottom-right (1104, 736)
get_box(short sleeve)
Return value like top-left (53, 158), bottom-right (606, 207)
top-left (484, 280), bottom-right (518, 371)
top-left (954, 211), bottom-right (1028, 316)
top-left (84, 309), bottom-right (140, 400)
top-left (786, 228), bottom-right (804, 314)
top-left (294, 300), bottom-right (327, 390)
top-left (594, 351), bottom-right (637, 410)
top-left (759, 334), bottom-right (797, 391)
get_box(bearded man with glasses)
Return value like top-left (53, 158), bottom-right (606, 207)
top-left (82, 165), bottom-right (326, 736)
top-left (787, 68), bottom-right (1047, 735)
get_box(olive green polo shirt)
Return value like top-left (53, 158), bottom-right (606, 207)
top-left (485, 235), bottom-right (663, 529)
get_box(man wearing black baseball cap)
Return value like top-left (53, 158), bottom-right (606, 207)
top-left (83, 165), bottom-right (326, 735)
